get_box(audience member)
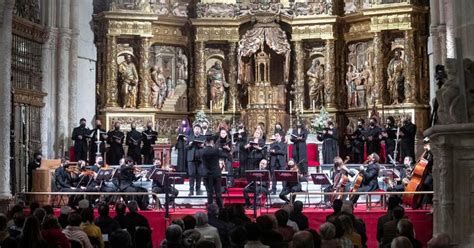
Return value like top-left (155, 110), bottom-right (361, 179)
top-left (182, 229), bottom-right (202, 248)
top-left (256, 215), bottom-right (283, 246)
top-left (377, 196), bottom-right (400, 243)
top-left (282, 204), bottom-right (299, 231)
top-left (381, 206), bottom-right (405, 247)
top-left (319, 222), bottom-right (341, 248)
top-left (18, 216), bottom-right (48, 248)
top-left (196, 239), bottom-right (217, 248)
top-left (94, 203), bottom-right (120, 246)
top-left (229, 226), bottom-right (247, 248)
top-left (229, 204), bottom-right (251, 226)
top-left (244, 222), bottom-right (268, 248)
top-left (160, 224), bottom-right (182, 248)
top-left (62, 212), bottom-right (93, 248)
top-left (110, 229), bottom-right (132, 248)
top-left (326, 199), bottom-right (343, 221)
top-left (275, 209), bottom-right (295, 242)
top-left (125, 200), bottom-right (150, 242)
top-left (390, 236), bottom-right (413, 248)
top-left (59, 206), bottom-right (71, 229)
top-left (29, 202), bottom-right (40, 215)
top-left (340, 201), bottom-right (367, 247)
top-left (78, 199), bottom-right (90, 210)
top-left (171, 218), bottom-right (185, 231)
top-left (293, 230), bottom-right (315, 248)
top-left (396, 219), bottom-right (422, 248)
top-left (195, 212), bottom-right (222, 248)
top-left (80, 208), bottom-right (105, 248)
top-left (427, 233), bottom-right (450, 248)
top-left (134, 226), bottom-right (152, 248)
top-left (290, 201), bottom-right (309, 231)
top-left (6, 204), bottom-right (24, 228)
top-left (306, 228), bottom-right (322, 248)
top-left (0, 214), bottom-right (17, 248)
top-left (207, 204), bottom-right (233, 246)
top-left (329, 217), bottom-right (353, 248)
top-left (337, 214), bottom-right (361, 248)
top-left (182, 215), bottom-right (197, 231)
top-left (8, 211), bottom-right (25, 239)
top-left (42, 205), bottom-right (54, 215)
top-left (32, 208), bottom-right (47, 224)
top-left (41, 215), bottom-right (71, 248)
top-left (113, 203), bottom-right (130, 232)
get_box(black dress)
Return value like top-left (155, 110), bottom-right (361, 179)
top-left (175, 128), bottom-right (190, 172)
top-left (107, 129), bottom-right (125, 165)
top-left (317, 127), bottom-right (339, 164)
top-left (126, 129), bottom-right (142, 164)
top-left (290, 128), bottom-right (308, 174)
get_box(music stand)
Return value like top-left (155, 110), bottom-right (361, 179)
top-left (311, 173), bottom-right (332, 209)
top-left (245, 170), bottom-right (270, 219)
top-left (96, 169), bottom-right (114, 189)
top-left (149, 169), bottom-right (167, 185)
top-left (164, 172), bottom-right (186, 218)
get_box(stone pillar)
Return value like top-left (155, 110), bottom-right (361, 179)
top-left (56, 28), bottom-right (72, 155)
top-left (194, 41), bottom-right (206, 110)
top-left (325, 39), bottom-right (336, 108)
top-left (138, 37), bottom-right (151, 108)
top-left (228, 42), bottom-right (239, 111)
top-left (404, 30), bottom-right (417, 104)
top-left (68, 0), bottom-right (79, 141)
top-left (374, 32), bottom-right (384, 105)
top-left (293, 40), bottom-right (304, 112)
top-left (0, 0), bottom-right (14, 199)
top-left (105, 35), bottom-right (118, 108)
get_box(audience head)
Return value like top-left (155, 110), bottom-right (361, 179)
top-left (391, 236), bottom-right (413, 248)
top-left (341, 201), bottom-right (354, 215)
top-left (110, 229), bottom-right (132, 248)
top-left (171, 218), bottom-right (185, 231)
top-left (320, 222), bottom-right (336, 240)
top-left (134, 227), bottom-right (152, 248)
top-left (392, 206), bottom-right (405, 220)
top-left (42, 215), bottom-right (61, 229)
top-left (207, 203), bottom-right (219, 217)
top-left (21, 216), bottom-right (43, 243)
top-left (81, 208), bottom-right (95, 223)
top-left (67, 212), bottom-right (82, 227)
top-left (195, 212), bottom-right (209, 227)
top-left (338, 214), bottom-right (355, 235)
top-left (229, 226), bottom-right (247, 247)
top-left (29, 202), bottom-right (40, 214)
top-left (13, 212), bottom-right (25, 228)
top-left (42, 205), bottom-right (54, 215)
top-left (32, 208), bottom-right (46, 224)
top-left (329, 217), bottom-right (345, 239)
top-left (115, 202), bottom-right (127, 215)
top-left (428, 233), bottom-right (451, 248)
top-left (98, 203), bottom-right (110, 217)
top-left (165, 224), bottom-right (183, 244)
top-left (60, 206), bottom-right (71, 216)
top-left (293, 231), bottom-right (315, 248)
top-left (306, 228), bottom-right (322, 248)
top-left (127, 200), bottom-right (139, 213)
top-left (8, 204), bottom-right (24, 219)
top-left (196, 239), bottom-right (216, 248)
top-left (275, 209), bottom-right (289, 227)
top-left (245, 222), bottom-right (262, 241)
top-left (294, 201), bottom-right (304, 214)
top-left (259, 159), bottom-right (268, 170)
top-left (256, 214), bottom-right (276, 231)
top-left (182, 215), bottom-right (196, 230)
top-left (387, 196), bottom-right (401, 211)
top-left (78, 199), bottom-right (90, 209)
top-left (397, 219), bottom-right (415, 238)
top-left (332, 199), bottom-right (343, 213)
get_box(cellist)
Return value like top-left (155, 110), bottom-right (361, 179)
top-left (350, 153), bottom-right (380, 204)
top-left (324, 156), bottom-right (354, 203)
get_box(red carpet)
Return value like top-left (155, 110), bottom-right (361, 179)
top-left (47, 206), bottom-right (432, 248)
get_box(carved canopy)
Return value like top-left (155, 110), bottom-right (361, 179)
top-left (237, 25), bottom-right (290, 85)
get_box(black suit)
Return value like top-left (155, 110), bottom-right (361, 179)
top-left (400, 122), bottom-right (416, 160)
top-left (215, 136), bottom-right (233, 186)
top-left (366, 126), bottom-right (381, 156)
top-left (279, 174), bottom-right (304, 203)
top-left (269, 141), bottom-right (287, 193)
top-left (199, 146), bottom-right (229, 208)
top-left (187, 134), bottom-right (204, 193)
top-left (27, 160), bottom-right (41, 192)
top-left (383, 124), bottom-right (398, 161)
top-left (350, 126), bottom-right (365, 163)
top-left (246, 138), bottom-right (266, 171)
top-left (72, 126), bottom-right (90, 161)
top-left (142, 129), bottom-right (158, 164)
top-left (317, 128), bottom-right (339, 164)
top-left (351, 163), bottom-right (380, 204)
top-left (118, 165), bottom-right (149, 210)
top-left (107, 129), bottom-right (125, 165)
top-left (126, 129), bottom-right (142, 164)
top-left (291, 128), bottom-right (308, 174)
top-left (89, 127), bottom-right (107, 163)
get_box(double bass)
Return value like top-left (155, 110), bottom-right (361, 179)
top-left (403, 151), bottom-right (429, 209)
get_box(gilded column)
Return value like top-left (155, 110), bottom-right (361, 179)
top-left (325, 39), bottom-right (336, 108)
top-left (228, 42), bottom-right (239, 111)
top-left (374, 32), bottom-right (384, 105)
top-left (138, 37), bottom-right (151, 108)
top-left (293, 40), bottom-right (304, 112)
top-left (404, 30), bottom-right (417, 103)
top-left (105, 35), bottom-right (118, 108)
top-left (194, 41), bottom-right (206, 110)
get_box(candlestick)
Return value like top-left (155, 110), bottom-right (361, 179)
top-left (210, 100), bottom-right (213, 114)
top-left (289, 101), bottom-right (293, 115)
top-left (232, 99), bottom-right (236, 114)
top-left (312, 100), bottom-right (315, 114)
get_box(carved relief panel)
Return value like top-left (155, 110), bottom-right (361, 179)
top-left (305, 45), bottom-right (326, 109)
top-left (346, 40), bottom-right (374, 109)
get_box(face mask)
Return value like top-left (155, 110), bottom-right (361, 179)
top-left (131, 127), bottom-right (136, 131)
top-left (370, 122), bottom-right (375, 127)
top-left (98, 161), bottom-right (104, 165)
top-left (147, 126), bottom-right (152, 130)
top-left (96, 124), bottom-right (102, 129)
top-left (80, 123), bottom-right (86, 128)
top-left (36, 157), bottom-right (42, 162)
top-left (115, 126), bottom-right (120, 130)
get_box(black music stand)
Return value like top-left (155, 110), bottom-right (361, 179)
top-left (311, 173), bottom-right (332, 209)
top-left (96, 169), bottom-right (114, 189)
top-left (275, 170), bottom-right (299, 205)
top-left (164, 172), bottom-right (186, 218)
top-left (148, 169), bottom-right (167, 210)
top-left (245, 170), bottom-right (270, 219)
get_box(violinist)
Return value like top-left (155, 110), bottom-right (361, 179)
top-left (269, 131), bottom-right (287, 195)
top-left (142, 121), bottom-right (158, 164)
top-left (351, 153), bottom-right (380, 204)
top-left (150, 159), bottom-right (178, 205)
top-left (118, 157), bottom-right (150, 210)
top-left (243, 159), bottom-right (270, 209)
top-left (245, 129), bottom-right (266, 171)
top-left (175, 119), bottom-right (190, 172)
top-left (107, 122), bottom-right (125, 166)
top-left (290, 120), bottom-right (308, 175)
top-left (54, 157), bottom-right (81, 207)
top-left (279, 160), bottom-right (304, 204)
top-left (126, 122), bottom-right (142, 164)
top-left (324, 156), bottom-right (355, 202)
top-left (215, 128), bottom-right (233, 186)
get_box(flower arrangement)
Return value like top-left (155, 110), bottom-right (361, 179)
top-left (310, 106), bottom-right (330, 134)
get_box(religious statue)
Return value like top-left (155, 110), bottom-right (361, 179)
top-left (176, 48), bottom-right (188, 85)
top-left (166, 76), bottom-right (175, 98)
top-left (207, 61), bottom-right (229, 110)
top-left (118, 54), bottom-right (139, 108)
top-left (307, 58), bottom-right (325, 106)
top-left (150, 65), bottom-right (167, 109)
top-left (346, 64), bottom-right (358, 107)
top-left (362, 61), bottom-right (374, 105)
top-left (387, 50), bottom-right (405, 104)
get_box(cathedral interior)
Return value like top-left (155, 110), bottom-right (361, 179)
top-left (1, 0), bottom-right (474, 246)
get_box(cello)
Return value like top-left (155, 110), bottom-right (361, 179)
top-left (403, 150), bottom-right (429, 209)
top-left (330, 156), bottom-right (351, 202)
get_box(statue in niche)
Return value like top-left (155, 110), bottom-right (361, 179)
top-left (150, 65), bottom-right (167, 108)
top-left (118, 54), bottom-right (139, 108)
top-left (176, 48), bottom-right (188, 85)
top-left (207, 61), bottom-right (229, 110)
top-left (346, 64), bottom-right (359, 107)
top-left (166, 76), bottom-right (175, 98)
top-left (387, 50), bottom-right (405, 104)
top-left (307, 58), bottom-right (325, 106)
top-left (362, 61), bottom-right (375, 105)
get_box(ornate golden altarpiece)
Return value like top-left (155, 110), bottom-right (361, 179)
top-left (94, 0), bottom-right (429, 149)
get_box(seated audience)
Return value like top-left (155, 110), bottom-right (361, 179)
top-left (113, 203), bottom-right (130, 232)
top-left (29, 202), bottom-right (40, 215)
top-left (0, 214), bottom-right (17, 248)
top-left (18, 216), bottom-right (48, 248)
top-left (256, 215), bottom-right (283, 247)
top-left (340, 201), bottom-right (367, 247)
top-left (281, 204), bottom-right (299, 231)
top-left (196, 239), bottom-right (217, 248)
top-left (32, 208), bottom-right (47, 224)
top-left (244, 222), bottom-right (269, 248)
top-left (377, 197), bottom-right (401, 243)
top-left (134, 226), bottom-right (152, 248)
top-left (228, 204), bottom-right (251, 226)
top-left (8, 211), bottom-right (24, 240)
top-left (290, 201), bottom-right (309, 231)
top-left (338, 214), bottom-right (361, 248)
top-left (207, 204), bottom-right (233, 247)
top-left (293, 230), bottom-right (315, 248)
top-left (326, 199), bottom-right (343, 221)
top-left (306, 228), bottom-right (322, 248)
top-left (194, 212), bottom-right (222, 248)
top-left (275, 209), bottom-right (295, 242)
top-left (171, 218), bottom-right (185, 231)
top-left (42, 205), bottom-right (54, 216)
top-left (330, 217), bottom-right (353, 248)
top-left (41, 215), bottom-right (71, 248)
top-left (396, 219), bottom-right (422, 248)
top-left (110, 229), bottom-right (132, 248)
top-left (59, 206), bottom-right (71, 229)
top-left (229, 226), bottom-right (247, 248)
top-left (6, 204), bottom-right (24, 228)
top-left (125, 200), bottom-right (150, 242)
top-left (160, 224), bottom-right (183, 248)
top-left (94, 203), bottom-right (120, 246)
top-left (319, 222), bottom-right (341, 248)
top-left (80, 208), bottom-right (104, 248)
top-left (182, 215), bottom-right (197, 231)
top-left (381, 206), bottom-right (405, 247)
top-left (62, 212), bottom-right (93, 248)
top-left (390, 236), bottom-right (413, 248)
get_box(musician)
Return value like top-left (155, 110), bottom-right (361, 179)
top-left (349, 119), bottom-right (366, 163)
top-left (243, 159), bottom-right (270, 208)
top-left (366, 118), bottom-right (382, 157)
top-left (199, 138), bottom-right (231, 208)
top-left (382, 117), bottom-right (398, 161)
top-left (215, 128), bottom-right (233, 186)
top-left (150, 159), bottom-right (178, 204)
top-left (72, 118), bottom-right (90, 162)
top-left (274, 122), bottom-right (285, 141)
top-left (90, 155), bottom-right (104, 172)
top-left (75, 161), bottom-right (99, 193)
top-left (54, 157), bottom-right (81, 207)
top-left (141, 122), bottom-right (158, 165)
top-left (269, 131), bottom-right (287, 195)
top-left (235, 123), bottom-right (248, 178)
top-left (324, 156), bottom-right (355, 202)
top-left (118, 157), bottom-right (149, 210)
top-left (386, 156), bottom-right (412, 192)
top-left (89, 120), bottom-right (107, 164)
top-left (399, 117), bottom-right (417, 160)
top-left (317, 121), bottom-right (339, 165)
top-left (279, 160), bottom-right (303, 204)
top-left (107, 122), bottom-right (125, 165)
top-left (421, 137), bottom-right (433, 204)
top-left (175, 119), bottom-right (190, 172)
top-left (351, 153), bottom-right (381, 204)
top-left (126, 122), bottom-right (143, 164)
top-left (187, 124), bottom-right (205, 196)
top-left (245, 129), bottom-right (266, 171)
top-left (290, 120), bottom-right (308, 175)
top-left (27, 152), bottom-right (42, 192)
